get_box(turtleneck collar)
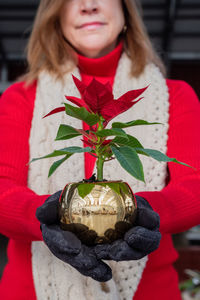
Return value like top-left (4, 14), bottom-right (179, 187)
top-left (77, 41), bottom-right (123, 78)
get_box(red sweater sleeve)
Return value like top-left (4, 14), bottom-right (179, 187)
top-left (0, 82), bottom-right (48, 241)
top-left (137, 80), bottom-right (200, 234)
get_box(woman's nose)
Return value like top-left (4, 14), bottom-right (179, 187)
top-left (80, 0), bottom-right (99, 14)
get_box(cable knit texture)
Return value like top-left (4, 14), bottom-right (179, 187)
top-left (28, 53), bottom-right (169, 300)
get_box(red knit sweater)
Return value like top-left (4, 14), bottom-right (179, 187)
top-left (0, 43), bottom-right (200, 300)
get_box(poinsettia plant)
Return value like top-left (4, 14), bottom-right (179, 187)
top-left (31, 75), bottom-right (191, 182)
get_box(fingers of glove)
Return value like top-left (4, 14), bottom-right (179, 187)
top-left (135, 196), bottom-right (153, 210)
top-left (95, 243), bottom-right (112, 260)
top-left (124, 226), bottom-right (161, 253)
top-left (42, 227), bottom-right (101, 271)
top-left (95, 240), bottom-right (144, 261)
top-left (135, 196), bottom-right (160, 229)
top-left (110, 240), bottom-right (144, 261)
top-left (76, 260), bottom-right (112, 282)
top-left (67, 245), bottom-right (100, 270)
top-left (136, 206), bottom-right (160, 230)
top-left (41, 224), bottom-right (81, 255)
top-left (36, 191), bottom-right (62, 224)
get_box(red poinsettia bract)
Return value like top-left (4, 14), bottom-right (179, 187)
top-left (66, 76), bottom-right (148, 123)
top-left (44, 75), bottom-right (148, 124)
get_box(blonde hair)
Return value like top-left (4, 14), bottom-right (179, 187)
top-left (21, 0), bottom-right (165, 85)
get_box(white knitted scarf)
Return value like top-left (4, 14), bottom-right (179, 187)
top-left (28, 52), bottom-right (169, 300)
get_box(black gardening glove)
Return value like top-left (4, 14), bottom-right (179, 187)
top-left (36, 191), bottom-right (112, 282)
top-left (95, 195), bottom-right (161, 261)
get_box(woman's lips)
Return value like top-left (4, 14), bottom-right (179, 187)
top-left (78, 22), bottom-right (105, 30)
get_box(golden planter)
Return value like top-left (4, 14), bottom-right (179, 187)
top-left (59, 181), bottom-right (137, 245)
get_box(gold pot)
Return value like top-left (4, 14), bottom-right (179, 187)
top-left (59, 181), bottom-right (137, 245)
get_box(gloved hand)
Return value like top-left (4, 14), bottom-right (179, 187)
top-left (94, 195), bottom-right (161, 261)
top-left (36, 191), bottom-right (112, 282)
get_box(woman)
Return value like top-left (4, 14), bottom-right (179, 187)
top-left (0, 0), bottom-right (200, 299)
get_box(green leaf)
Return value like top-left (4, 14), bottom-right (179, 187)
top-left (119, 182), bottom-right (130, 195)
top-left (30, 147), bottom-right (91, 164)
top-left (135, 148), bottom-right (193, 168)
top-left (95, 182), bottom-right (107, 188)
top-left (106, 182), bottom-right (121, 195)
top-left (57, 146), bottom-right (92, 153)
top-left (96, 128), bottom-right (128, 139)
top-left (64, 103), bottom-right (99, 126)
top-left (112, 119), bottom-right (162, 128)
top-left (76, 182), bottom-right (131, 199)
top-left (96, 182), bottom-right (121, 195)
top-left (179, 279), bottom-right (194, 291)
top-left (95, 182), bottom-right (121, 196)
top-left (48, 155), bottom-right (72, 177)
top-left (30, 150), bottom-right (70, 163)
top-left (111, 146), bottom-right (145, 182)
top-left (55, 124), bottom-right (81, 141)
top-left (113, 134), bottom-right (143, 148)
top-left (105, 182), bottom-right (130, 195)
top-left (77, 183), bottom-right (95, 198)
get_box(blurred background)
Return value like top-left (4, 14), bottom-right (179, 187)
top-left (0, 0), bottom-right (200, 298)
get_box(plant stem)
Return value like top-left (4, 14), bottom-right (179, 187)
top-left (96, 116), bottom-right (105, 181)
top-left (97, 157), bottom-right (104, 181)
